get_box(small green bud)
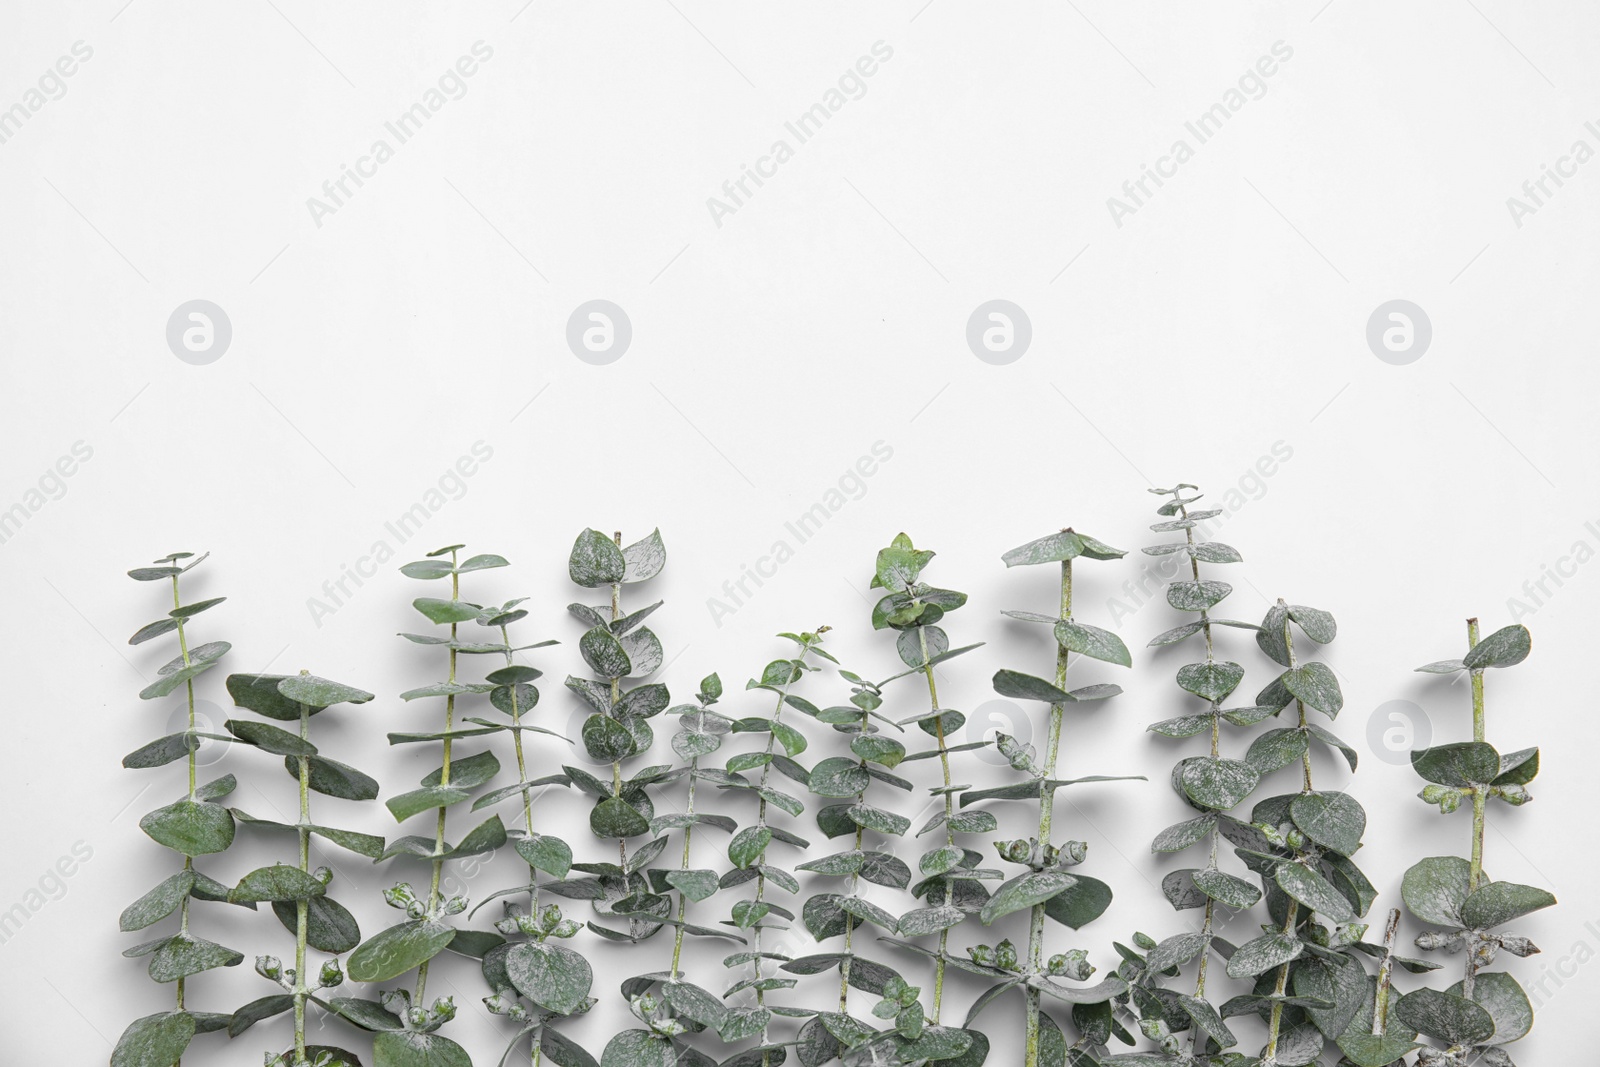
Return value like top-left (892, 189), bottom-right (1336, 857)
top-left (383, 884), bottom-right (417, 910)
top-left (1133, 931), bottom-right (1158, 951)
top-left (995, 939), bottom-right (1018, 970)
top-left (318, 959), bottom-right (344, 988)
top-left (255, 955), bottom-right (282, 982)
top-left (1499, 935), bottom-right (1538, 957)
top-left (312, 866), bottom-right (333, 886)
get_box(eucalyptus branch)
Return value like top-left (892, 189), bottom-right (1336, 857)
top-left (1224, 592), bottom-right (1375, 1067)
top-left (1130, 484), bottom-right (1277, 1064)
top-left (977, 526), bottom-right (1137, 1066)
top-left (223, 671), bottom-right (379, 1067)
top-left (1394, 620), bottom-right (1551, 1066)
top-left (469, 593), bottom-right (588, 1067)
top-left (559, 527), bottom-right (673, 940)
top-left (714, 630), bottom-right (830, 1065)
top-left (114, 552), bottom-right (242, 1067)
top-left (852, 533), bottom-right (990, 1063)
top-left (342, 544), bottom-right (515, 1065)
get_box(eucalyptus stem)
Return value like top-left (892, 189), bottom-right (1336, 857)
top-left (500, 621), bottom-right (539, 912)
top-left (1264, 607), bottom-right (1312, 1059)
top-left (1372, 908), bottom-right (1401, 1036)
top-left (918, 624), bottom-right (952, 1025)
top-left (416, 550), bottom-right (462, 1007)
top-left (1023, 556), bottom-right (1072, 1064)
top-left (671, 765), bottom-right (697, 981)
top-left (172, 570), bottom-right (195, 1023)
top-left (611, 530), bottom-right (626, 868)
top-left (293, 689), bottom-right (312, 1065)
top-left (1466, 618), bottom-right (1486, 892)
top-left (1178, 498), bottom-right (1221, 1015)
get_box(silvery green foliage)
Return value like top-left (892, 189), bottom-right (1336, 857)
top-left (822, 533), bottom-right (992, 1064)
top-left (978, 526), bottom-right (1136, 1067)
top-left (670, 630), bottom-right (831, 1067)
top-left (223, 670), bottom-right (379, 1067)
top-left (345, 544), bottom-right (519, 1066)
top-left (1224, 592), bottom-right (1377, 1067)
top-left (597, 674), bottom-right (745, 1065)
top-left (1381, 622), bottom-right (1551, 1067)
top-left (113, 552), bottom-right (245, 1067)
top-left (554, 528), bottom-right (677, 948)
top-left (1113, 485), bottom-right (1272, 1064)
top-left (786, 668), bottom-right (913, 1066)
top-left (467, 592), bottom-right (595, 1066)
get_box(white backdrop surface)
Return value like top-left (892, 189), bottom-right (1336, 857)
top-left (1, 2), bottom-right (1595, 1064)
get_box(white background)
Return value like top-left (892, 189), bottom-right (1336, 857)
top-left (2, 2), bottom-right (1594, 1063)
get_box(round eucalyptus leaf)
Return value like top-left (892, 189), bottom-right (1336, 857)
top-left (1401, 856), bottom-right (1473, 926)
top-left (507, 941), bottom-right (593, 1015)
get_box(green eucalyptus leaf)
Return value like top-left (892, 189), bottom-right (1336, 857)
top-left (372, 1031), bottom-right (472, 1067)
top-left (621, 529), bottom-right (666, 583)
top-left (1283, 662), bottom-right (1343, 717)
top-left (991, 669), bottom-right (1072, 704)
top-left (1461, 881), bottom-right (1556, 929)
top-left (569, 529), bottom-right (626, 587)
top-left (277, 674), bottom-right (374, 706)
top-left (1191, 868), bottom-right (1260, 910)
top-left (1290, 791), bottom-right (1365, 857)
top-left (275, 895), bottom-right (361, 953)
top-left (507, 941), bottom-right (593, 1015)
top-left (516, 834), bottom-right (574, 879)
top-left (1246, 728), bottom-right (1310, 774)
top-left (227, 994), bottom-right (294, 1037)
top-left (1225, 932), bottom-right (1302, 978)
top-left (111, 1012), bottom-right (195, 1067)
top-left (1402, 856), bottom-right (1473, 926)
top-left (583, 715), bottom-right (638, 762)
top-left (1043, 874), bottom-right (1113, 929)
top-left (1275, 862), bottom-right (1355, 922)
top-left (140, 799), bottom-right (235, 856)
top-left (229, 865), bottom-right (327, 903)
top-left (1177, 661), bottom-right (1244, 703)
top-left (347, 920), bottom-right (455, 983)
top-left (120, 871), bottom-right (198, 931)
top-left (1411, 742), bottom-right (1500, 787)
top-left (412, 597), bottom-right (481, 625)
top-left (1393, 987), bottom-right (1496, 1046)
top-left (580, 627), bottom-right (632, 680)
top-left (810, 757), bottom-right (871, 798)
top-left (1463, 625), bottom-right (1531, 670)
top-left (1053, 619), bottom-right (1131, 667)
top-left (1447, 971), bottom-right (1532, 1044)
top-left (225, 719), bottom-right (317, 757)
top-left (1169, 580), bottom-right (1232, 611)
top-left (147, 934), bottom-right (243, 982)
top-left (591, 797), bottom-right (650, 839)
top-left (979, 871), bottom-right (1075, 925)
top-left (1181, 758), bottom-right (1259, 811)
